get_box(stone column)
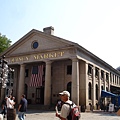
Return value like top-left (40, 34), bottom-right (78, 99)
top-left (13, 68), bottom-right (17, 97)
top-left (118, 76), bottom-right (119, 85)
top-left (111, 73), bottom-right (113, 84)
top-left (115, 75), bottom-right (116, 85)
top-left (113, 74), bottom-right (115, 84)
top-left (44, 61), bottom-right (52, 105)
top-left (104, 72), bottom-right (106, 91)
top-left (71, 58), bottom-right (79, 105)
top-left (85, 62), bottom-right (89, 107)
top-left (92, 66), bottom-right (96, 108)
top-left (108, 73), bottom-right (110, 92)
top-left (18, 64), bottom-right (25, 103)
top-left (98, 69), bottom-right (101, 100)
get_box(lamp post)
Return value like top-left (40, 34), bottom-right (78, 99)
top-left (0, 56), bottom-right (9, 88)
top-left (7, 68), bottom-right (14, 96)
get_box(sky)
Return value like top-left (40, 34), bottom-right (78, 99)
top-left (0, 0), bottom-right (120, 69)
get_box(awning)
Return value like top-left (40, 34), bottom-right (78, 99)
top-left (101, 90), bottom-right (117, 97)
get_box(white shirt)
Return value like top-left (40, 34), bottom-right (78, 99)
top-left (6, 98), bottom-right (13, 109)
top-left (60, 100), bottom-right (72, 119)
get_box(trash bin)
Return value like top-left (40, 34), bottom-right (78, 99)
top-left (7, 108), bottom-right (16, 120)
top-left (81, 105), bottom-right (85, 112)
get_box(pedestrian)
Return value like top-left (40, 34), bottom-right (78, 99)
top-left (6, 95), bottom-right (13, 109)
top-left (11, 96), bottom-right (16, 108)
top-left (1, 97), bottom-right (7, 118)
top-left (18, 94), bottom-right (28, 120)
top-left (6, 95), bottom-right (17, 120)
top-left (55, 90), bottom-right (74, 120)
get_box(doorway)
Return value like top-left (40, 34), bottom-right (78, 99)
top-left (36, 87), bottom-right (44, 104)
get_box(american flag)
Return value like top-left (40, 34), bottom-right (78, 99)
top-left (29, 65), bottom-right (44, 87)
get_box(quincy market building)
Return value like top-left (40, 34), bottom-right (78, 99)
top-left (1, 26), bottom-right (120, 110)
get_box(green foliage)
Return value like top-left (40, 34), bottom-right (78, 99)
top-left (0, 33), bottom-right (12, 53)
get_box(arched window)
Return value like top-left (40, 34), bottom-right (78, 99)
top-left (67, 82), bottom-right (71, 99)
top-left (88, 82), bottom-right (92, 99)
top-left (96, 84), bottom-right (98, 100)
top-left (106, 87), bottom-right (108, 91)
top-left (101, 86), bottom-right (103, 90)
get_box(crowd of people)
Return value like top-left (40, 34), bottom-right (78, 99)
top-left (0, 94), bottom-right (27, 120)
top-left (1, 95), bottom-right (15, 118)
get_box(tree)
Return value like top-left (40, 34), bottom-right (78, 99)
top-left (0, 33), bottom-right (12, 53)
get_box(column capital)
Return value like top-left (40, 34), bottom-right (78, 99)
top-left (98, 69), bottom-right (101, 72)
top-left (71, 57), bottom-right (78, 62)
top-left (45, 60), bottom-right (52, 65)
top-left (92, 66), bottom-right (95, 70)
top-left (85, 61), bottom-right (89, 65)
top-left (20, 63), bottom-right (26, 67)
top-left (104, 72), bottom-right (106, 74)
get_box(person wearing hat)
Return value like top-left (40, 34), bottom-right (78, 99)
top-left (55, 90), bottom-right (73, 120)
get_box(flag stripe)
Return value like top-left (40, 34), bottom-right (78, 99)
top-left (30, 65), bottom-right (44, 87)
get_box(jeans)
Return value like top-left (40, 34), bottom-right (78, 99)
top-left (18, 111), bottom-right (26, 120)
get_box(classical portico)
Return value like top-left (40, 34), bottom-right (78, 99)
top-left (1, 26), bottom-right (120, 110)
top-left (6, 49), bottom-right (83, 104)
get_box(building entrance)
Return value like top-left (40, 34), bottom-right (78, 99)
top-left (36, 87), bottom-right (44, 104)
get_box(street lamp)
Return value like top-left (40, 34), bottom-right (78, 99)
top-left (7, 68), bottom-right (14, 96)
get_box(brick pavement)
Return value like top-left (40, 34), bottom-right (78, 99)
top-left (17, 110), bottom-right (120, 120)
top-left (2, 110), bottom-right (120, 120)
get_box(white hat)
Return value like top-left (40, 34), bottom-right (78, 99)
top-left (59, 91), bottom-right (70, 97)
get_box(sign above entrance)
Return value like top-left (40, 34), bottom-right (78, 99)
top-left (7, 51), bottom-right (65, 64)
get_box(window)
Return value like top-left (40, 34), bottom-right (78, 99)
top-left (101, 86), bottom-right (103, 90)
top-left (106, 87), bottom-right (108, 91)
top-left (32, 41), bottom-right (39, 49)
top-left (88, 64), bottom-right (92, 75)
top-left (25, 69), bottom-right (29, 77)
top-left (95, 68), bottom-right (99, 77)
top-left (88, 82), bottom-right (92, 99)
top-left (110, 73), bottom-right (112, 82)
top-left (101, 70), bottom-right (104, 80)
top-left (96, 84), bottom-right (98, 100)
top-left (67, 65), bottom-right (72, 75)
top-left (117, 76), bottom-right (118, 84)
top-left (106, 73), bottom-right (109, 81)
top-left (113, 74), bottom-right (114, 83)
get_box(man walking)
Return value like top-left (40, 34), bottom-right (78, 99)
top-left (55, 91), bottom-right (73, 120)
top-left (18, 94), bottom-right (27, 120)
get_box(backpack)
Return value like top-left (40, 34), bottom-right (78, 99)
top-left (64, 102), bottom-right (81, 120)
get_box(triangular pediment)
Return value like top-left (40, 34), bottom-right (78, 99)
top-left (2, 29), bottom-right (76, 57)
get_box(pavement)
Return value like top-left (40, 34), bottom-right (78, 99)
top-left (2, 109), bottom-right (120, 120)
